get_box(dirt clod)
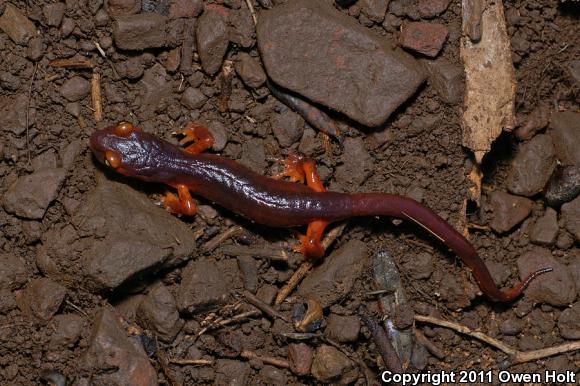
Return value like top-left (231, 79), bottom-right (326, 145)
top-left (18, 278), bottom-right (66, 322)
top-left (325, 314), bottom-right (360, 343)
top-left (487, 191), bottom-right (533, 233)
top-left (400, 22), bottom-right (449, 57)
top-left (196, 5), bottom-right (229, 75)
top-left (0, 4), bottom-right (37, 45)
top-left (311, 344), bottom-right (359, 384)
top-left (530, 207), bottom-right (559, 246)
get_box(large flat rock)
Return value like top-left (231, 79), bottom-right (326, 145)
top-left (36, 174), bottom-right (197, 291)
top-left (257, 0), bottom-right (425, 127)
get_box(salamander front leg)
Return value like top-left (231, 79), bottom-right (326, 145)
top-left (175, 122), bottom-right (215, 154)
top-left (162, 184), bottom-right (197, 216)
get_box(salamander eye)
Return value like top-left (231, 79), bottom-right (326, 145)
top-left (113, 121), bottom-right (139, 137)
top-left (105, 150), bottom-right (122, 169)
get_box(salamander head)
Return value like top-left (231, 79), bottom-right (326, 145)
top-left (89, 122), bottom-right (166, 179)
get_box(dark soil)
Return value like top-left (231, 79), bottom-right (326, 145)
top-left (0, 0), bottom-right (578, 385)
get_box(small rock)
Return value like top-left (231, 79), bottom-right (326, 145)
top-left (506, 134), bottom-right (556, 197)
top-left (177, 259), bottom-right (239, 314)
top-left (0, 71), bottom-right (21, 91)
top-left (517, 248), bottom-right (576, 306)
top-left (256, 284), bottom-right (278, 305)
top-left (3, 168), bottom-right (66, 220)
top-left (549, 111), bottom-right (580, 167)
top-left (0, 253), bottom-right (28, 290)
top-left (288, 343), bottom-right (313, 376)
top-left (237, 255), bottom-right (258, 293)
top-left (180, 87), bottom-right (207, 109)
top-left (499, 317), bottom-right (524, 336)
top-left (422, 59), bottom-right (463, 104)
top-left (60, 76), bottom-right (90, 102)
top-left (235, 53), bottom-right (266, 89)
top-left (106, 0), bottom-right (142, 16)
top-left (207, 121), bottom-right (228, 152)
top-left (0, 4), bottom-right (37, 45)
top-left (95, 9), bottom-right (110, 27)
top-left (334, 138), bottom-right (373, 187)
top-left (164, 47), bottom-right (180, 73)
top-left (214, 359), bottom-right (251, 386)
top-left (43, 2), bottom-right (66, 27)
top-left (239, 138), bottom-right (267, 173)
top-left (137, 284), bottom-right (184, 343)
top-left (417, 0), bottom-right (450, 18)
top-left (0, 289), bottom-right (18, 314)
top-left (325, 314), bottom-right (360, 343)
top-left (487, 191), bottom-right (533, 233)
top-left (113, 14), bottom-right (167, 50)
top-left (19, 278), bottom-right (66, 322)
top-left (0, 94), bottom-right (33, 135)
top-left (259, 365), bottom-right (286, 385)
top-left (257, 0), bottom-right (425, 127)
top-left (84, 305), bottom-right (157, 386)
top-left (530, 207), bottom-right (558, 246)
top-left (514, 104), bottom-right (551, 141)
top-left (272, 108), bottom-right (304, 148)
top-left (561, 196), bottom-right (580, 241)
top-left (228, 7), bottom-right (254, 48)
top-left (570, 257), bottom-right (580, 298)
top-left (298, 240), bottom-right (368, 308)
top-left (197, 5), bottom-right (229, 75)
top-left (50, 314), bottom-right (84, 347)
top-left (197, 204), bottom-right (218, 220)
top-left (544, 165), bottom-right (580, 207)
top-left (26, 37), bottom-right (43, 62)
top-left (138, 64), bottom-right (172, 116)
top-left (556, 231), bottom-right (575, 250)
top-left (567, 60), bottom-right (580, 87)
top-left (169, 0), bottom-right (203, 18)
top-left (410, 344), bottom-right (428, 370)
top-left (400, 22), bottom-right (449, 57)
top-left (359, 0), bottom-right (389, 23)
top-left (558, 302), bottom-right (580, 340)
top-left (311, 345), bottom-right (359, 384)
top-left (403, 252), bottom-right (433, 279)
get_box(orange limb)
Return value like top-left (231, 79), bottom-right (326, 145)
top-left (275, 152), bottom-right (328, 258)
top-left (273, 152), bottom-right (325, 193)
top-left (162, 184), bottom-right (196, 216)
top-left (176, 122), bottom-right (214, 154)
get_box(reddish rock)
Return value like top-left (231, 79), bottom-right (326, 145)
top-left (517, 248), bottom-right (576, 306)
top-left (324, 314), bottom-right (360, 343)
top-left (43, 3), bottom-right (66, 27)
top-left (19, 278), bottom-right (67, 322)
top-left (137, 284), bottom-right (184, 343)
top-left (235, 53), bottom-right (266, 89)
top-left (514, 104), bottom-right (551, 141)
top-left (530, 208), bottom-right (558, 246)
top-left (60, 76), bottom-right (90, 102)
top-left (0, 254), bottom-right (28, 290)
top-left (257, 0), bottom-right (425, 127)
top-left (561, 196), bottom-right (580, 241)
top-left (0, 94), bottom-right (34, 135)
top-left (113, 14), bottom-right (167, 50)
top-left (288, 343), bottom-right (313, 376)
top-left (298, 240), bottom-right (369, 308)
top-left (50, 314), bottom-right (84, 347)
top-left (228, 7), bottom-right (254, 48)
top-left (138, 64), bottom-right (172, 117)
top-left (197, 5), bottom-right (229, 75)
top-left (487, 191), bottom-right (533, 233)
top-left (169, 0), bottom-right (203, 18)
top-left (549, 111), bottom-right (580, 167)
top-left (311, 345), bottom-right (359, 384)
top-left (180, 87), bottom-right (207, 109)
top-left (400, 22), bottom-right (449, 57)
top-left (272, 108), bottom-right (304, 148)
top-left (0, 4), bottom-right (37, 45)
top-left (506, 134), bottom-right (557, 197)
top-left (3, 168), bottom-right (66, 220)
top-left (214, 359), bottom-right (251, 386)
top-left (422, 58), bottom-right (463, 104)
top-left (334, 138), bottom-right (373, 187)
top-left (558, 302), bottom-right (580, 340)
top-left (359, 0), bottom-right (389, 23)
top-left (106, 0), bottom-right (142, 16)
top-left (417, 0), bottom-right (450, 18)
top-left (84, 305), bottom-right (157, 386)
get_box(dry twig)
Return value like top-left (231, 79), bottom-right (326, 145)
top-left (91, 72), bottom-right (103, 122)
top-left (243, 290), bottom-right (288, 322)
top-left (240, 350), bottom-right (289, 368)
top-left (202, 225), bottom-right (244, 253)
top-left (169, 358), bottom-right (214, 366)
top-left (415, 314), bottom-right (580, 366)
top-left (25, 62), bottom-right (38, 163)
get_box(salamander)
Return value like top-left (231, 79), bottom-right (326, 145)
top-left (89, 122), bottom-right (552, 302)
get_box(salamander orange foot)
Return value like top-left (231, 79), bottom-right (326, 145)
top-left (162, 184), bottom-right (196, 216)
top-left (273, 152), bottom-right (326, 192)
top-left (294, 220), bottom-right (329, 260)
top-left (175, 122), bottom-right (214, 154)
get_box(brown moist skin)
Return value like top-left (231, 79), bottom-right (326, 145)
top-left (90, 126), bottom-right (551, 302)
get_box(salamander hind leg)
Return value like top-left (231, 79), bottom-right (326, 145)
top-left (273, 151), bottom-right (326, 192)
top-left (162, 184), bottom-right (197, 216)
top-left (294, 220), bottom-right (329, 260)
top-left (175, 122), bottom-right (214, 154)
